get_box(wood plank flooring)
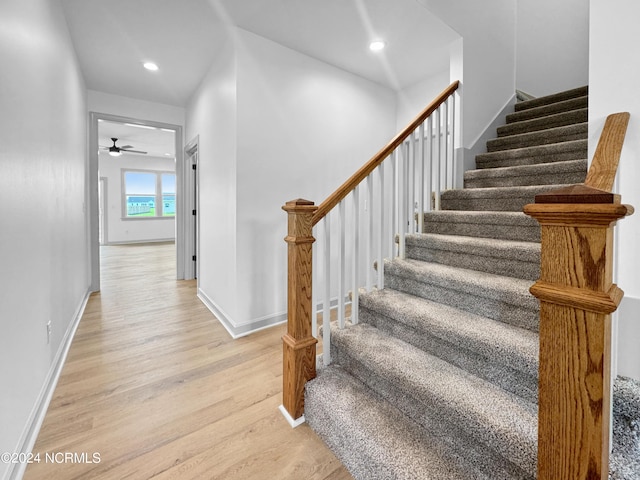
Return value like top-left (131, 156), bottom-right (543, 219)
top-left (24, 243), bottom-right (351, 480)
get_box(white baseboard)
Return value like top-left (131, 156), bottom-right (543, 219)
top-left (5, 290), bottom-right (91, 480)
top-left (197, 288), bottom-right (286, 339)
top-left (278, 405), bottom-right (305, 428)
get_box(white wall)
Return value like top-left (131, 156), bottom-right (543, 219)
top-left (0, 0), bottom-right (89, 477)
top-left (395, 70), bottom-right (451, 130)
top-left (98, 153), bottom-right (176, 244)
top-left (235, 29), bottom-right (397, 329)
top-left (418, 0), bottom-right (516, 156)
top-left (186, 28), bottom-right (396, 335)
top-left (186, 32), bottom-right (239, 325)
top-left (88, 90), bottom-right (185, 127)
top-left (516, 0), bottom-right (589, 97)
top-left (589, 0), bottom-right (640, 381)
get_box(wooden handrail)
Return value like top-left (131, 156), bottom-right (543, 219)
top-left (585, 112), bottom-right (630, 192)
top-left (312, 80), bottom-right (459, 226)
top-left (524, 112), bottom-right (633, 480)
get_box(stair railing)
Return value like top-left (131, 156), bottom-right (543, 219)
top-left (280, 81), bottom-right (460, 424)
top-left (524, 112), bottom-right (633, 479)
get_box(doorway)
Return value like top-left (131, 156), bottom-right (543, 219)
top-left (88, 112), bottom-right (185, 291)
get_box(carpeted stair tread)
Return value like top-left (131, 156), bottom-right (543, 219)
top-left (423, 210), bottom-right (540, 242)
top-left (405, 233), bottom-right (540, 280)
top-left (476, 139), bottom-right (587, 169)
top-left (330, 323), bottom-right (538, 476)
top-left (497, 108), bottom-right (588, 137)
top-left (514, 85), bottom-right (588, 112)
top-left (610, 376), bottom-right (640, 479)
top-left (441, 184), bottom-right (572, 212)
top-left (305, 366), bottom-right (533, 480)
top-left (384, 258), bottom-right (539, 331)
top-left (464, 159), bottom-right (587, 189)
top-left (507, 96), bottom-right (588, 124)
top-left (358, 288), bottom-right (539, 400)
top-left (487, 123), bottom-right (587, 152)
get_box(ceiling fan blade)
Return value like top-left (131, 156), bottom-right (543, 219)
top-left (119, 145), bottom-right (134, 149)
top-left (121, 148), bottom-right (148, 154)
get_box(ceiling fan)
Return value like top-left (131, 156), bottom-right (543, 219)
top-left (101, 138), bottom-right (147, 156)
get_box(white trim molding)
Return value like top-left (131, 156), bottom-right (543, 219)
top-left (278, 405), bottom-right (305, 428)
top-left (197, 289), bottom-right (286, 339)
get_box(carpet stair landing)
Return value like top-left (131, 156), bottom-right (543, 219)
top-left (304, 85), bottom-right (640, 479)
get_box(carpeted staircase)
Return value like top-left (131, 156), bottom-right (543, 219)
top-left (304, 86), bottom-right (640, 479)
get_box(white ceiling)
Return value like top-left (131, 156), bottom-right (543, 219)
top-left (61, 0), bottom-right (458, 106)
top-left (63, 0), bottom-right (458, 157)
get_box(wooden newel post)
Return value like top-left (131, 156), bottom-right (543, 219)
top-left (524, 186), bottom-right (634, 480)
top-left (281, 199), bottom-right (318, 424)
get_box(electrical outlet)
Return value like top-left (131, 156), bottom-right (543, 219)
top-left (46, 321), bottom-right (51, 344)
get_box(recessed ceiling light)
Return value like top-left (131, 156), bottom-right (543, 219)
top-left (143, 62), bottom-right (159, 71)
top-left (369, 40), bottom-right (386, 52)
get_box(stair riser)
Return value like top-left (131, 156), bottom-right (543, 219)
top-left (464, 170), bottom-right (586, 189)
top-left (487, 124), bottom-right (587, 152)
top-left (405, 244), bottom-right (540, 281)
top-left (359, 306), bottom-right (539, 403)
top-left (507, 96), bottom-right (588, 123)
top-left (514, 86), bottom-right (588, 111)
top-left (497, 109), bottom-right (588, 137)
top-left (331, 340), bottom-right (537, 477)
top-left (423, 218), bottom-right (541, 243)
top-left (441, 184), bottom-right (569, 212)
top-left (476, 140), bottom-right (587, 169)
top-left (384, 274), bottom-right (539, 331)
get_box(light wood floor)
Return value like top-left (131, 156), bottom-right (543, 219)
top-left (25, 243), bottom-right (351, 480)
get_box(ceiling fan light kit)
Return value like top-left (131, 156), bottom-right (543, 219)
top-left (103, 137), bottom-right (147, 156)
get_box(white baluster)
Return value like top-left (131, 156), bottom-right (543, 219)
top-left (352, 187), bottom-right (360, 325)
top-left (449, 96), bottom-right (457, 189)
top-left (338, 200), bottom-right (345, 329)
top-left (390, 150), bottom-right (397, 259)
top-left (426, 116), bottom-right (433, 212)
top-left (442, 101), bottom-right (450, 189)
top-left (398, 143), bottom-right (406, 259)
top-left (417, 123), bottom-right (425, 233)
top-left (408, 135), bottom-right (416, 233)
top-left (311, 225), bottom-right (318, 338)
top-left (322, 215), bottom-right (331, 366)
top-left (434, 108), bottom-right (441, 210)
top-left (366, 174), bottom-right (373, 292)
top-left (378, 163), bottom-right (385, 290)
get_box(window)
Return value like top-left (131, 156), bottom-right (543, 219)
top-left (123, 170), bottom-right (176, 218)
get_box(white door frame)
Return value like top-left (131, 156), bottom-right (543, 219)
top-left (88, 112), bottom-right (185, 291)
top-left (98, 176), bottom-right (108, 245)
top-left (184, 136), bottom-right (199, 281)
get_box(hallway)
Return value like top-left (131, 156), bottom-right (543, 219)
top-left (24, 243), bottom-right (350, 479)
